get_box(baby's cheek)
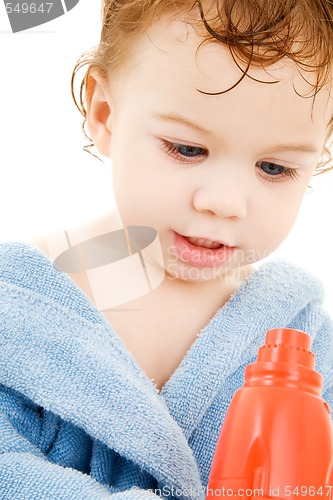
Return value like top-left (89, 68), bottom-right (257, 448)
top-left (260, 206), bottom-right (300, 252)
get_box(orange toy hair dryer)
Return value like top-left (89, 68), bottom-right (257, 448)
top-left (206, 328), bottom-right (333, 499)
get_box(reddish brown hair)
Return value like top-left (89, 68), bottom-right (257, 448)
top-left (71, 0), bottom-right (333, 172)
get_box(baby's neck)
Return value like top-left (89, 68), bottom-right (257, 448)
top-left (101, 265), bottom-right (253, 392)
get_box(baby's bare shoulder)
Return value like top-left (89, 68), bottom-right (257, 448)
top-left (29, 233), bottom-right (50, 256)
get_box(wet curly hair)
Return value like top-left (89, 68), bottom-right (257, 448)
top-left (71, 0), bottom-right (333, 173)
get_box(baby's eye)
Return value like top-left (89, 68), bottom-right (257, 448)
top-left (160, 140), bottom-right (208, 163)
top-left (177, 145), bottom-right (204, 157)
top-left (256, 161), bottom-right (299, 181)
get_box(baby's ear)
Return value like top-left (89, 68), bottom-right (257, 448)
top-left (85, 71), bottom-right (112, 158)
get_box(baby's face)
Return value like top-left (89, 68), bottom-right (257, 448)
top-left (91, 14), bottom-right (333, 283)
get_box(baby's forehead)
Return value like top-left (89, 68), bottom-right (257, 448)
top-left (113, 14), bottom-right (331, 139)
top-left (144, 14), bottom-right (328, 93)
top-left (142, 2), bottom-right (333, 89)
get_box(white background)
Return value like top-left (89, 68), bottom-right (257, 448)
top-left (0, 1), bottom-right (332, 315)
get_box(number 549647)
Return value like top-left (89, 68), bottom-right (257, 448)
top-left (5, 3), bottom-right (53, 14)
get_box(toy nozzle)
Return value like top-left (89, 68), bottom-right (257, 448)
top-left (257, 328), bottom-right (315, 369)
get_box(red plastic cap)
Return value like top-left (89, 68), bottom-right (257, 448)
top-left (257, 328), bottom-right (315, 369)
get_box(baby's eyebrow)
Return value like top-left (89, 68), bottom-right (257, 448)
top-left (265, 143), bottom-right (319, 154)
top-left (152, 111), bottom-right (213, 137)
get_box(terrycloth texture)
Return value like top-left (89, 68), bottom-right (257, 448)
top-left (0, 242), bottom-right (332, 499)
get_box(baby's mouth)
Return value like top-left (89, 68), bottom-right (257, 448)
top-left (173, 232), bottom-right (236, 268)
top-left (184, 236), bottom-right (224, 250)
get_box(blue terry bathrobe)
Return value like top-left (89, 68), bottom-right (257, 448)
top-left (0, 242), bottom-right (332, 499)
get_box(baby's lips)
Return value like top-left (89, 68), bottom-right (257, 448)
top-left (5, 0), bottom-right (80, 33)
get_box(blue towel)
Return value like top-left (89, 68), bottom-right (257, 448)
top-left (0, 242), bottom-right (332, 499)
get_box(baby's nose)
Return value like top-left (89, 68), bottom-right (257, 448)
top-left (192, 171), bottom-right (248, 220)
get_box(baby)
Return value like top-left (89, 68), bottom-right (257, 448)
top-left (0, 0), bottom-right (333, 498)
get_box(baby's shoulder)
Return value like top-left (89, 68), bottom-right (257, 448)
top-left (29, 233), bottom-right (50, 256)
